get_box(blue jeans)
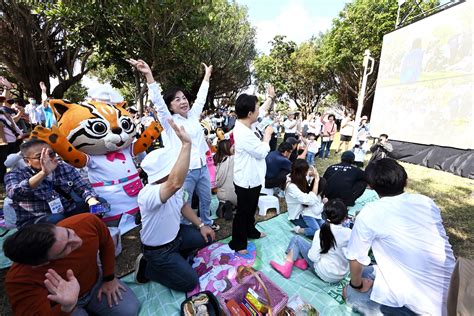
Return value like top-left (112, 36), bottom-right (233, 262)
top-left (345, 266), bottom-right (417, 316)
top-left (182, 165), bottom-right (213, 225)
top-left (142, 224), bottom-right (211, 292)
top-left (301, 215), bottom-right (325, 237)
top-left (319, 140), bottom-right (333, 158)
top-left (72, 270), bottom-right (139, 316)
top-left (291, 216), bottom-right (324, 237)
top-left (286, 236), bottom-right (313, 266)
top-left (306, 152), bottom-right (316, 166)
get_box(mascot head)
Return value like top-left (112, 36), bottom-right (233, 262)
top-left (50, 99), bottom-right (136, 155)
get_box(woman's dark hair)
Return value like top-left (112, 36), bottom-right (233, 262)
top-left (328, 114), bottom-right (335, 120)
top-left (320, 199), bottom-right (347, 254)
top-left (289, 159), bottom-right (310, 193)
top-left (3, 223), bottom-right (56, 265)
top-left (365, 158), bottom-right (407, 197)
top-left (235, 94), bottom-right (258, 119)
top-left (213, 139), bottom-right (232, 165)
top-left (163, 87), bottom-right (189, 114)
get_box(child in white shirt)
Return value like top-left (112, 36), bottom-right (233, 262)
top-left (270, 199), bottom-right (352, 283)
top-left (353, 143), bottom-right (366, 168)
top-left (305, 133), bottom-right (320, 166)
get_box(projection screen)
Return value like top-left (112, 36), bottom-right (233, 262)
top-left (370, 1), bottom-right (473, 150)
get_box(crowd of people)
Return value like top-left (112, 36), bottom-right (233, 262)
top-left (0, 58), bottom-right (458, 316)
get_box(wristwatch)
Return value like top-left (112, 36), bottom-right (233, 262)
top-left (198, 223), bottom-right (205, 229)
top-left (349, 280), bottom-right (363, 290)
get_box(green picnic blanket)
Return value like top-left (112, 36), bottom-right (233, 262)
top-left (121, 214), bottom-right (356, 315)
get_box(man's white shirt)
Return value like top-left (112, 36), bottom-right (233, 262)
top-left (346, 193), bottom-right (455, 315)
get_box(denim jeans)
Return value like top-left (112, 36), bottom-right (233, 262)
top-left (142, 224), bottom-right (211, 292)
top-left (301, 215), bottom-right (325, 237)
top-left (285, 235), bottom-right (313, 266)
top-left (345, 266), bottom-right (417, 316)
top-left (182, 165), bottom-right (213, 225)
top-left (306, 152), bottom-right (316, 166)
top-left (319, 140), bottom-right (333, 158)
top-left (72, 270), bottom-right (140, 316)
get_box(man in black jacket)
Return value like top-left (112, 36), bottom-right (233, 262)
top-left (323, 151), bottom-right (366, 206)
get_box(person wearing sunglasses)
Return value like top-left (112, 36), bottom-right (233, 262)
top-left (4, 139), bottom-right (103, 227)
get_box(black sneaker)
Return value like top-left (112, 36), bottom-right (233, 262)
top-left (134, 253), bottom-right (150, 284)
top-left (210, 223), bottom-right (221, 231)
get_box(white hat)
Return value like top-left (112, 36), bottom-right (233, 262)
top-left (89, 85), bottom-right (124, 104)
top-left (140, 147), bottom-right (178, 183)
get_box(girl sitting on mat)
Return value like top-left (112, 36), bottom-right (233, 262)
top-left (285, 159), bottom-right (326, 237)
top-left (270, 199), bottom-right (351, 283)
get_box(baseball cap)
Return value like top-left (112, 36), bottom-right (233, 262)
top-left (286, 137), bottom-right (298, 145)
top-left (341, 151), bottom-right (355, 163)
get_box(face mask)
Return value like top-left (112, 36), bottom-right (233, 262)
top-left (30, 100), bottom-right (36, 105)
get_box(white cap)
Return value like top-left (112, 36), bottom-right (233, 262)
top-left (89, 85), bottom-right (124, 104)
top-left (140, 147), bottom-right (178, 183)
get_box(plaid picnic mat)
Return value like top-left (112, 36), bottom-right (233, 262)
top-left (121, 214), bottom-right (356, 315)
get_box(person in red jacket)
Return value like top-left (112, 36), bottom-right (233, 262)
top-left (4, 213), bottom-right (139, 315)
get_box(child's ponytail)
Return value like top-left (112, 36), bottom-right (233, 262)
top-left (319, 199), bottom-right (348, 254)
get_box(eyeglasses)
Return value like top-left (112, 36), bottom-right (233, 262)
top-left (24, 151), bottom-right (57, 160)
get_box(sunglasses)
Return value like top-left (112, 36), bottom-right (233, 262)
top-left (24, 150), bottom-right (57, 160)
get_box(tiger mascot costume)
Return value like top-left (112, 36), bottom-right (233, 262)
top-left (30, 97), bottom-right (162, 225)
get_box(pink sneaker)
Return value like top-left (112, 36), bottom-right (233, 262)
top-left (294, 258), bottom-right (308, 270)
top-left (270, 260), bottom-right (294, 279)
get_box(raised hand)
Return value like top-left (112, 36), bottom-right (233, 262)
top-left (40, 147), bottom-right (58, 175)
top-left (267, 84), bottom-right (276, 99)
top-left (39, 81), bottom-right (47, 93)
top-left (202, 63), bottom-right (213, 81)
top-left (0, 76), bottom-right (13, 89)
top-left (44, 269), bottom-right (80, 313)
top-left (126, 58), bottom-right (152, 76)
top-left (168, 119), bottom-right (191, 145)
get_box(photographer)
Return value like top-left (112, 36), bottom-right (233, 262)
top-left (369, 134), bottom-right (393, 164)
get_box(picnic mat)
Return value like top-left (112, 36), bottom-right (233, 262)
top-left (121, 214), bottom-right (356, 315)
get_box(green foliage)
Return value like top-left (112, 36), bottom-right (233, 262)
top-left (46, 0), bottom-right (256, 108)
top-left (63, 82), bottom-right (88, 103)
top-left (253, 36), bottom-right (331, 118)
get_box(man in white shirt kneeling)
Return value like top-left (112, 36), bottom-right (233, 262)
top-left (344, 158), bottom-right (455, 315)
top-left (134, 120), bottom-right (215, 292)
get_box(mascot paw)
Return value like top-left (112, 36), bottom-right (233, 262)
top-left (30, 125), bottom-right (64, 145)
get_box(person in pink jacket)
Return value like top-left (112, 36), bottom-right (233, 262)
top-left (319, 113), bottom-right (337, 159)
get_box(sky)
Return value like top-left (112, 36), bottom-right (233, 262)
top-left (80, 0), bottom-right (352, 94)
top-left (236, 0), bottom-right (352, 54)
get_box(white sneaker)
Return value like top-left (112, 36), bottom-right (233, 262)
top-left (292, 226), bottom-right (302, 234)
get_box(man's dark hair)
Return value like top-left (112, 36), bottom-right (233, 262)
top-left (163, 87), bottom-right (190, 114)
top-left (277, 142), bottom-right (293, 153)
top-left (235, 94), bottom-right (258, 119)
top-left (380, 133), bottom-right (388, 139)
top-left (20, 139), bottom-right (47, 156)
top-left (365, 158), bottom-right (407, 197)
top-left (3, 223), bottom-right (56, 265)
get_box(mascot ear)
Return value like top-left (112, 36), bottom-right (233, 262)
top-left (115, 101), bottom-right (127, 109)
top-left (49, 99), bottom-right (75, 122)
